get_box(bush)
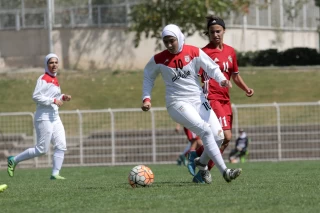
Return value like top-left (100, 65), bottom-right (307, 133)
top-left (236, 51), bottom-right (257, 66)
top-left (278, 48), bottom-right (320, 66)
top-left (236, 48), bottom-right (320, 66)
top-left (251, 49), bottom-right (279, 66)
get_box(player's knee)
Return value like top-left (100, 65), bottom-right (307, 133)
top-left (34, 147), bottom-right (46, 156)
top-left (200, 123), bottom-right (212, 138)
top-left (214, 129), bottom-right (224, 142)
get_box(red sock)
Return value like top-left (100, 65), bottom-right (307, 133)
top-left (196, 145), bottom-right (204, 156)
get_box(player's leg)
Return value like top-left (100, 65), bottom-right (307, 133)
top-left (50, 118), bottom-right (67, 180)
top-left (219, 102), bottom-right (233, 152)
top-left (196, 100), bottom-right (232, 171)
top-left (199, 99), bottom-right (242, 182)
top-left (183, 127), bottom-right (201, 176)
top-left (177, 142), bottom-right (191, 166)
top-left (229, 148), bottom-right (238, 163)
top-left (167, 100), bottom-right (217, 183)
top-left (7, 120), bottom-right (53, 177)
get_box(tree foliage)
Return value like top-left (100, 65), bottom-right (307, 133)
top-left (315, 0), bottom-right (320, 7)
top-left (129, 0), bottom-right (253, 49)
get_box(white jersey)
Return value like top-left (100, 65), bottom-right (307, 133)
top-left (142, 44), bottom-right (226, 106)
top-left (33, 73), bottom-right (64, 121)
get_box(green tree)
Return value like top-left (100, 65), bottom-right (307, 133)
top-left (315, 0), bottom-right (320, 7)
top-left (129, 0), bottom-right (252, 49)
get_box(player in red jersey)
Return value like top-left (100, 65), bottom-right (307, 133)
top-left (188, 16), bottom-right (254, 180)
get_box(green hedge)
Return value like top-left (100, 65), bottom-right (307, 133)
top-left (237, 48), bottom-right (320, 66)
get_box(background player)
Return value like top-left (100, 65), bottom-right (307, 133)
top-left (188, 15), bottom-right (254, 178)
top-left (7, 53), bottom-right (71, 180)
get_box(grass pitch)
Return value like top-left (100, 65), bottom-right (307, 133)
top-left (1, 67), bottom-right (320, 112)
top-left (1, 161), bottom-right (320, 213)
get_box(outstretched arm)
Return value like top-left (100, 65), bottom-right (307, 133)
top-left (232, 73), bottom-right (254, 97)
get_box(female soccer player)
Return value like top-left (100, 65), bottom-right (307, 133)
top-left (189, 16), bottom-right (254, 177)
top-left (7, 53), bottom-right (71, 180)
top-left (141, 24), bottom-right (242, 183)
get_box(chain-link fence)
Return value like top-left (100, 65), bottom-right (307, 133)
top-left (0, 0), bottom-right (319, 31)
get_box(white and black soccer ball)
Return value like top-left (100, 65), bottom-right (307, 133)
top-left (128, 165), bottom-right (154, 188)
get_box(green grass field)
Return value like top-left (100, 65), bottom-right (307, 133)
top-left (1, 161), bottom-right (320, 213)
top-left (0, 67), bottom-right (320, 112)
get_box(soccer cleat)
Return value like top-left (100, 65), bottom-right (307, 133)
top-left (194, 157), bottom-right (212, 184)
top-left (187, 151), bottom-right (197, 176)
top-left (0, 184), bottom-right (8, 192)
top-left (50, 175), bottom-right (66, 180)
top-left (192, 171), bottom-right (205, 183)
top-left (223, 168), bottom-right (242, 183)
top-left (7, 156), bottom-right (16, 177)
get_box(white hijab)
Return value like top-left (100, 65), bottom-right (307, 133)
top-left (45, 53), bottom-right (59, 76)
top-left (161, 24), bottom-right (185, 54)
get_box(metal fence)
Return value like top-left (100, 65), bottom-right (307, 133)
top-left (1, 101), bottom-right (320, 169)
top-left (0, 0), bottom-right (319, 31)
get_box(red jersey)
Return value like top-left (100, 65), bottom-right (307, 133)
top-left (200, 43), bottom-right (239, 101)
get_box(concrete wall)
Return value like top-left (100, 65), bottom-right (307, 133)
top-left (0, 27), bottom-right (318, 71)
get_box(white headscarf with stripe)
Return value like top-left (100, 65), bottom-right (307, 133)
top-left (45, 53), bottom-right (59, 76)
top-left (161, 24), bottom-right (185, 54)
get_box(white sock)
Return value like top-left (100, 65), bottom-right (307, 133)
top-left (199, 152), bottom-right (210, 168)
top-left (14, 148), bottom-right (41, 163)
top-left (52, 149), bottom-right (65, 176)
top-left (200, 125), bottom-right (227, 174)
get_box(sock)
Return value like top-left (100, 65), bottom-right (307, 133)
top-left (14, 148), bottom-right (41, 164)
top-left (208, 149), bottom-right (224, 171)
top-left (208, 160), bottom-right (214, 171)
top-left (52, 149), bottom-right (65, 176)
top-left (199, 152), bottom-right (210, 170)
top-left (200, 125), bottom-right (227, 174)
top-left (196, 145), bottom-right (204, 157)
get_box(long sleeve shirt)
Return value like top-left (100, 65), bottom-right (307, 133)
top-left (142, 44), bottom-right (226, 107)
top-left (33, 73), bottom-right (64, 121)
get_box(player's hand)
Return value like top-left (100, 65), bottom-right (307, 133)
top-left (175, 124), bottom-right (180, 133)
top-left (63, 95), bottom-right (72, 101)
top-left (54, 99), bottom-right (63, 107)
top-left (221, 80), bottom-right (232, 88)
top-left (141, 101), bottom-right (151, 111)
top-left (246, 88), bottom-right (254, 97)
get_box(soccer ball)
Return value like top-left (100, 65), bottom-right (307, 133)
top-left (128, 165), bottom-right (154, 188)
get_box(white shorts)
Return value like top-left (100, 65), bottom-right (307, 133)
top-left (167, 97), bottom-right (224, 145)
top-left (34, 117), bottom-right (67, 153)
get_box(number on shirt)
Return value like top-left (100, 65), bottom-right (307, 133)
top-left (173, 59), bottom-right (183, 71)
top-left (202, 101), bottom-right (211, 111)
top-left (219, 116), bottom-right (228, 127)
top-left (222, 61), bottom-right (229, 72)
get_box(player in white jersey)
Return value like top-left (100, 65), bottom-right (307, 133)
top-left (7, 53), bottom-right (71, 180)
top-left (141, 24), bottom-right (242, 183)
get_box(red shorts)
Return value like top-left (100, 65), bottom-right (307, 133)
top-left (183, 127), bottom-right (200, 141)
top-left (209, 100), bottom-right (233, 130)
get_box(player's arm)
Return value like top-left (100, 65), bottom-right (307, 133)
top-left (198, 49), bottom-right (232, 88)
top-left (59, 94), bottom-right (72, 101)
top-left (231, 50), bottom-right (253, 97)
top-left (141, 57), bottom-right (160, 111)
top-left (232, 73), bottom-right (254, 97)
